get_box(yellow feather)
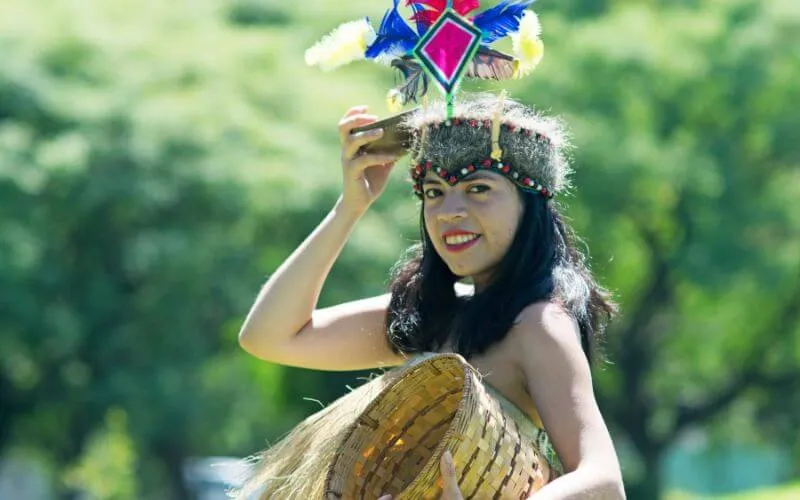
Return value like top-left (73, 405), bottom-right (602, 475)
top-left (386, 89), bottom-right (405, 113)
top-left (305, 19), bottom-right (377, 71)
top-left (511, 11), bottom-right (545, 78)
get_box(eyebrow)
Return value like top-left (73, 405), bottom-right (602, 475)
top-left (422, 171), bottom-right (499, 186)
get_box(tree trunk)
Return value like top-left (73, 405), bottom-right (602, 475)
top-left (0, 377), bottom-right (13, 453)
top-left (158, 446), bottom-right (191, 500)
top-left (625, 448), bottom-right (664, 500)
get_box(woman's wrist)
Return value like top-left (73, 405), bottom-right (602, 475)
top-left (333, 195), bottom-right (368, 224)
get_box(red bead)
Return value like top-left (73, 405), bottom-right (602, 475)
top-left (453, 118), bottom-right (462, 125)
top-left (449, 176), bottom-right (457, 184)
top-left (439, 170), bottom-right (447, 177)
top-left (425, 161), bottom-right (432, 169)
top-left (502, 165), bottom-right (510, 173)
top-left (541, 188), bottom-right (549, 197)
top-left (507, 124), bottom-right (515, 132)
top-left (467, 165), bottom-right (475, 172)
top-left (482, 159), bottom-right (492, 167)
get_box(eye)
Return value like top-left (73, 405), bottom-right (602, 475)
top-left (424, 188), bottom-right (443, 199)
top-left (467, 183), bottom-right (491, 194)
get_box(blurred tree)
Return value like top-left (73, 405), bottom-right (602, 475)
top-left (63, 408), bottom-right (139, 500)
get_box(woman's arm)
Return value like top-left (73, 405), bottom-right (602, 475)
top-left (238, 106), bottom-right (405, 371)
top-left (510, 302), bottom-right (625, 499)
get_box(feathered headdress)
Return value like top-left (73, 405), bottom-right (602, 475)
top-left (305, 0), bottom-right (544, 113)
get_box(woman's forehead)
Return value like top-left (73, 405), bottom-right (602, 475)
top-left (422, 170), bottom-right (507, 184)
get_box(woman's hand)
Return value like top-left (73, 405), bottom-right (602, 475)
top-left (378, 451), bottom-right (464, 500)
top-left (338, 105), bottom-right (400, 215)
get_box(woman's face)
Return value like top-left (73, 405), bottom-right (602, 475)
top-left (422, 170), bottom-right (524, 289)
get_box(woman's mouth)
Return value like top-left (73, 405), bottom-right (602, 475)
top-left (443, 233), bottom-right (481, 253)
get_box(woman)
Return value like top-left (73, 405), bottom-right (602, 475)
top-left (236, 93), bottom-right (625, 499)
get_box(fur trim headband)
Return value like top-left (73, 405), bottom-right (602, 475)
top-left (404, 93), bottom-right (571, 199)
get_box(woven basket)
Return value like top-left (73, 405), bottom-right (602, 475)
top-left (323, 353), bottom-right (551, 499)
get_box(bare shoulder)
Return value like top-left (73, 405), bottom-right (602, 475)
top-left (505, 301), bottom-right (587, 382)
top-left (509, 301), bottom-right (582, 350)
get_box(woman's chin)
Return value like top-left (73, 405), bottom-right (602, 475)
top-left (446, 262), bottom-right (483, 279)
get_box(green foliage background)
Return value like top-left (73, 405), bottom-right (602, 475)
top-left (1, 0), bottom-right (798, 498)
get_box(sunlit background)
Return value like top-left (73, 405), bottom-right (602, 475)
top-left (1, 0), bottom-right (799, 498)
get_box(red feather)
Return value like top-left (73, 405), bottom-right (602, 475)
top-left (407, 0), bottom-right (481, 24)
top-left (410, 10), bottom-right (440, 25)
top-left (453, 0), bottom-right (481, 16)
top-left (406, 0), bottom-right (446, 11)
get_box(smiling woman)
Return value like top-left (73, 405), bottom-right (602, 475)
top-left (234, 92), bottom-right (625, 499)
top-left (421, 170), bottom-right (523, 287)
top-left (385, 94), bottom-right (614, 364)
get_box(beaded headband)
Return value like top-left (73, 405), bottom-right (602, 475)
top-left (410, 119), bottom-right (553, 199)
top-left (404, 93), bottom-right (570, 200)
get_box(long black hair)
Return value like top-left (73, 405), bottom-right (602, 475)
top-left (384, 190), bottom-right (616, 365)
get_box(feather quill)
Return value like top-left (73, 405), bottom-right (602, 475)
top-left (466, 47), bottom-right (516, 80)
top-left (391, 56), bottom-right (429, 104)
top-left (473, 0), bottom-right (534, 44)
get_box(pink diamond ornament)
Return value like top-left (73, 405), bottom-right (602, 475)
top-left (412, 9), bottom-right (482, 94)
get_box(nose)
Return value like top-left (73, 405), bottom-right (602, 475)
top-left (436, 191), bottom-right (467, 222)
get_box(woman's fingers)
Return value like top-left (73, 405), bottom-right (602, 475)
top-left (338, 113), bottom-right (378, 143)
top-left (343, 128), bottom-right (384, 159)
top-left (440, 451), bottom-right (463, 499)
top-left (346, 153), bottom-right (399, 175)
top-left (343, 105), bottom-right (368, 118)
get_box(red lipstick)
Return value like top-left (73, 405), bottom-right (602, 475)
top-left (442, 230), bottom-right (481, 253)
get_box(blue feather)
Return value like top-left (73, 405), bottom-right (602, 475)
top-left (365, 0), bottom-right (420, 60)
top-left (409, 2), bottom-right (428, 36)
top-left (473, 0), bottom-right (535, 45)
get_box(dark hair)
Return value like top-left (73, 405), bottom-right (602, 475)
top-left (385, 190), bottom-right (616, 364)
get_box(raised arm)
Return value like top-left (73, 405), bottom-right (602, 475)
top-left (238, 106), bottom-right (406, 371)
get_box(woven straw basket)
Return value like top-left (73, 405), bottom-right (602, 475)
top-left (323, 353), bottom-right (551, 499)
